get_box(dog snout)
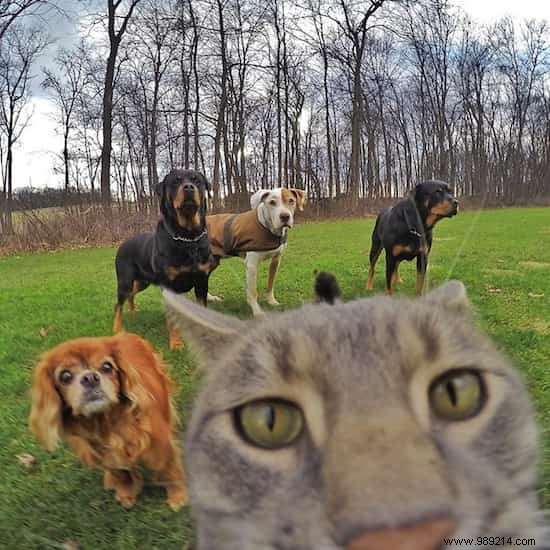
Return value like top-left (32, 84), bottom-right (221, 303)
top-left (80, 371), bottom-right (100, 389)
top-left (183, 182), bottom-right (196, 193)
top-left (280, 212), bottom-right (291, 224)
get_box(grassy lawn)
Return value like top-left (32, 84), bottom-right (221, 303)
top-left (0, 208), bottom-right (548, 549)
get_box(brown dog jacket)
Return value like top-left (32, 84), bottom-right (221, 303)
top-left (206, 210), bottom-right (286, 257)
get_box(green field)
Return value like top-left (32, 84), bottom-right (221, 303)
top-left (0, 208), bottom-right (549, 549)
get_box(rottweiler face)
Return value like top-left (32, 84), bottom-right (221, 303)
top-left (157, 169), bottom-right (210, 231)
top-left (414, 180), bottom-right (458, 221)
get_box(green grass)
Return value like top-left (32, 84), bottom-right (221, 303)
top-left (0, 208), bottom-right (548, 549)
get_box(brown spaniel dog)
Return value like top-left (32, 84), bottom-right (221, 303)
top-left (29, 332), bottom-right (187, 510)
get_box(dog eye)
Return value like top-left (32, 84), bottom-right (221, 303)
top-left (269, 199), bottom-right (277, 206)
top-left (235, 399), bottom-right (303, 449)
top-left (59, 370), bottom-right (73, 385)
top-left (429, 370), bottom-right (485, 421)
top-left (288, 198), bottom-right (295, 204)
top-left (100, 361), bottom-right (114, 374)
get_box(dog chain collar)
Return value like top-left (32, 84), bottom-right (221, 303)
top-left (170, 229), bottom-right (208, 242)
top-left (404, 199), bottom-right (425, 239)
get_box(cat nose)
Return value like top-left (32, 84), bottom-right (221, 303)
top-left (346, 518), bottom-right (456, 550)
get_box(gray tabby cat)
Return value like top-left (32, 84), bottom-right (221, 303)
top-left (163, 281), bottom-right (548, 550)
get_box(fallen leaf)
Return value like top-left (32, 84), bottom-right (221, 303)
top-left (487, 286), bottom-right (501, 293)
top-left (16, 453), bottom-right (36, 469)
top-left (63, 541), bottom-right (81, 550)
top-left (39, 327), bottom-right (48, 337)
top-left (528, 292), bottom-right (544, 298)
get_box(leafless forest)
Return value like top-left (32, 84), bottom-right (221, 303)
top-left (1, 0), bottom-right (550, 236)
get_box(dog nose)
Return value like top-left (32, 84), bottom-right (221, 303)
top-left (81, 371), bottom-right (100, 389)
top-left (280, 213), bottom-right (290, 223)
top-left (346, 518), bottom-right (456, 550)
top-left (183, 182), bottom-right (196, 193)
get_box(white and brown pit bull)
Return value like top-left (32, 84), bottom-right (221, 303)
top-left (206, 187), bottom-right (306, 316)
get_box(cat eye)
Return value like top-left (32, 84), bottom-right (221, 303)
top-left (59, 370), bottom-right (73, 385)
top-left (235, 399), bottom-right (303, 449)
top-left (429, 370), bottom-right (485, 421)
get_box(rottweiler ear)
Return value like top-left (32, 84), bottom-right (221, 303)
top-left (200, 173), bottom-right (211, 192)
top-left (410, 183), bottom-right (425, 203)
top-left (156, 176), bottom-right (166, 198)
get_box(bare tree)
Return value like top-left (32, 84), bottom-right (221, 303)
top-left (99, 0), bottom-right (142, 205)
top-left (328, 0), bottom-right (386, 199)
top-left (0, 25), bottom-right (47, 233)
top-left (42, 44), bottom-right (90, 192)
top-left (0, 0), bottom-right (52, 41)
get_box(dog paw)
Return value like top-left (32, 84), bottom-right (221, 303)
top-left (168, 326), bottom-right (185, 350)
top-left (251, 305), bottom-right (266, 317)
top-left (167, 488), bottom-right (188, 511)
top-left (265, 296), bottom-right (280, 306)
top-left (116, 493), bottom-right (137, 508)
top-left (169, 337), bottom-right (185, 351)
top-left (207, 293), bottom-right (224, 302)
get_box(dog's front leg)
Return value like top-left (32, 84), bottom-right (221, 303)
top-left (416, 252), bottom-right (428, 295)
top-left (245, 252), bottom-right (264, 316)
top-left (265, 254), bottom-right (282, 306)
top-left (194, 276), bottom-right (209, 307)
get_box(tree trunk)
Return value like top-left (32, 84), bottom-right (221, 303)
top-left (350, 61), bottom-right (363, 200)
top-left (100, 50), bottom-right (116, 205)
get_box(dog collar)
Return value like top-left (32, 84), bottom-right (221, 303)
top-left (170, 229), bottom-right (208, 243)
top-left (256, 211), bottom-right (288, 243)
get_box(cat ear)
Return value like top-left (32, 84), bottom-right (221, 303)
top-left (423, 280), bottom-right (471, 315)
top-left (162, 289), bottom-right (245, 361)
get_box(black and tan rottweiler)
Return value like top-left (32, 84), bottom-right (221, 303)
top-left (113, 169), bottom-right (218, 349)
top-left (366, 180), bottom-right (458, 296)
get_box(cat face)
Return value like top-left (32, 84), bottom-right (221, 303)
top-left (164, 282), bottom-right (545, 550)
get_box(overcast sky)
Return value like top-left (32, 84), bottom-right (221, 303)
top-left (10, 0), bottom-right (550, 191)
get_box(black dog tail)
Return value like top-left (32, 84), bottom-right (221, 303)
top-left (313, 270), bottom-right (341, 305)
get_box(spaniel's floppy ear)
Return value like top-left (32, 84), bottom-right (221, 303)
top-left (111, 333), bottom-right (165, 410)
top-left (289, 188), bottom-right (306, 211)
top-left (29, 359), bottom-right (63, 451)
